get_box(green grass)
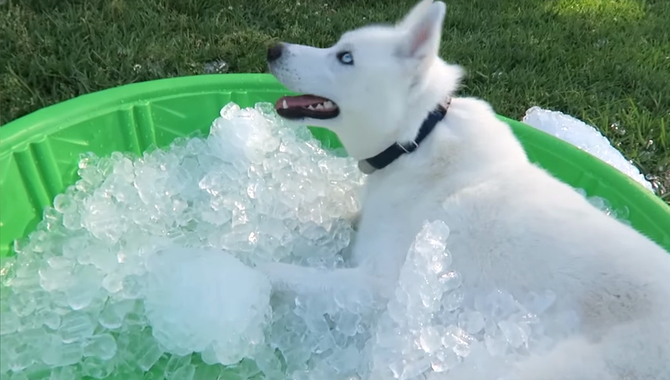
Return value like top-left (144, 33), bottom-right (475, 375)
top-left (1, 0), bottom-right (669, 200)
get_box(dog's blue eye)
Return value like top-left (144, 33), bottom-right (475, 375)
top-left (337, 51), bottom-right (354, 65)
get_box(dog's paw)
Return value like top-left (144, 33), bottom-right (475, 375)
top-left (255, 261), bottom-right (338, 294)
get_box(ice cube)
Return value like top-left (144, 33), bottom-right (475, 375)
top-left (438, 271), bottom-right (462, 292)
top-left (98, 302), bottom-right (125, 329)
top-left (41, 335), bottom-right (83, 367)
top-left (484, 325), bottom-right (508, 357)
top-left (58, 311), bottom-right (94, 343)
top-left (443, 325), bottom-right (475, 358)
top-left (111, 153), bottom-right (135, 181)
top-left (497, 320), bottom-right (529, 349)
top-left (135, 340), bottom-right (164, 372)
top-left (0, 311), bottom-right (20, 335)
top-left (335, 311), bottom-right (361, 337)
top-left (38, 259), bottom-right (74, 292)
top-left (53, 194), bottom-right (77, 214)
top-left (66, 265), bottom-right (101, 310)
top-left (431, 348), bottom-right (461, 373)
top-left (81, 356), bottom-right (115, 379)
top-left (83, 334), bottom-right (117, 360)
top-left (441, 289), bottom-right (465, 312)
top-left (399, 356), bottom-right (430, 380)
top-left (8, 289), bottom-right (37, 316)
top-left (89, 248), bottom-right (119, 273)
top-left (328, 346), bottom-right (360, 374)
top-left (163, 355), bottom-right (192, 378)
top-left (411, 221), bottom-right (450, 258)
top-left (60, 342), bottom-right (84, 366)
top-left (37, 309), bottom-right (61, 330)
top-left (101, 272), bottom-right (124, 294)
top-left (80, 196), bottom-right (125, 243)
top-left (62, 210), bottom-right (82, 231)
top-left (419, 326), bottom-right (443, 354)
top-left (120, 275), bottom-right (142, 299)
top-left (255, 348), bottom-right (283, 378)
top-left (49, 366), bottom-right (77, 380)
top-left (8, 348), bottom-right (35, 373)
top-left (458, 310), bottom-right (485, 334)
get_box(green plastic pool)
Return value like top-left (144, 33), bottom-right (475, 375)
top-left (1, 73), bottom-right (669, 261)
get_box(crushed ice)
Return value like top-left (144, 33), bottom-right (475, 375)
top-left (1, 102), bottom-right (364, 380)
top-left (0, 102), bottom-right (605, 380)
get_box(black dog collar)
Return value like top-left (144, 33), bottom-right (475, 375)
top-left (358, 97), bottom-right (452, 174)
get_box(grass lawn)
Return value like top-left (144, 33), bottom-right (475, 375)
top-left (1, 0), bottom-right (669, 201)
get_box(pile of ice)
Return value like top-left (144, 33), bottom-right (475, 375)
top-left (0, 102), bottom-right (598, 380)
top-left (522, 106), bottom-right (653, 191)
top-left (0, 102), bottom-right (365, 380)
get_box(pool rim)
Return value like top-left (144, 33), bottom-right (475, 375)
top-left (1, 73), bottom-right (669, 257)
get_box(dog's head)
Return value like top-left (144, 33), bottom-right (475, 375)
top-left (268, 0), bottom-right (463, 159)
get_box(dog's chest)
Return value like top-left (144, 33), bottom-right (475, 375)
top-left (350, 172), bottom-right (453, 284)
top-left (349, 173), bottom-right (563, 296)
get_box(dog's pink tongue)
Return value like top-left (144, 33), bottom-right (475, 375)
top-left (275, 95), bottom-right (329, 109)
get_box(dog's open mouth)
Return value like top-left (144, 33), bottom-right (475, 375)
top-left (275, 95), bottom-right (340, 120)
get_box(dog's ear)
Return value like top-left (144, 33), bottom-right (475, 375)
top-left (397, 0), bottom-right (435, 31)
top-left (396, 1), bottom-right (446, 64)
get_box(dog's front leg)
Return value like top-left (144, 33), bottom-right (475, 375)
top-left (256, 261), bottom-right (379, 297)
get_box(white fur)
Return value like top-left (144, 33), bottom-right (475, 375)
top-left (266, 1), bottom-right (670, 378)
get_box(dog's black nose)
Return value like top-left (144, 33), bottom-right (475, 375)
top-left (267, 43), bottom-right (284, 63)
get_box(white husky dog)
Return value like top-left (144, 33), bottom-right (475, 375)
top-left (264, 0), bottom-right (670, 378)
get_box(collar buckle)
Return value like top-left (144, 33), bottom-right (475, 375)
top-left (397, 140), bottom-right (419, 154)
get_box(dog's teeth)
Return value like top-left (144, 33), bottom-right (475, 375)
top-left (307, 105), bottom-right (315, 110)
top-left (316, 104), bottom-right (325, 110)
top-left (282, 100), bottom-right (289, 109)
top-left (324, 101), bottom-right (334, 109)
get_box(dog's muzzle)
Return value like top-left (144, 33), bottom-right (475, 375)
top-left (267, 43), bottom-right (284, 63)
